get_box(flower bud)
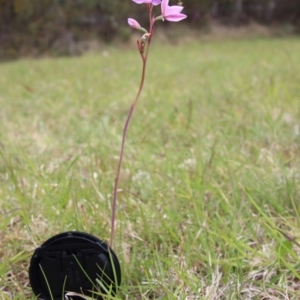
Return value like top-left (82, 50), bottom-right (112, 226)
top-left (127, 18), bottom-right (148, 33)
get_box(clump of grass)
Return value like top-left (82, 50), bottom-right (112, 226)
top-left (1, 37), bottom-right (300, 299)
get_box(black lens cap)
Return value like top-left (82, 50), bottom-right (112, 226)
top-left (29, 231), bottom-right (121, 300)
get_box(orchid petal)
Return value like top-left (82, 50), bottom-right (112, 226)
top-left (161, 0), bottom-right (187, 22)
top-left (152, 0), bottom-right (161, 5)
top-left (132, 0), bottom-right (149, 4)
top-left (161, 0), bottom-right (169, 15)
top-left (165, 5), bottom-right (184, 14)
top-left (168, 5), bottom-right (183, 14)
top-left (165, 13), bottom-right (187, 22)
top-left (132, 0), bottom-right (143, 3)
top-left (132, 0), bottom-right (158, 4)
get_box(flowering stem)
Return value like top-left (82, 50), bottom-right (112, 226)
top-left (110, 34), bottom-right (152, 249)
top-left (109, 0), bottom-right (187, 249)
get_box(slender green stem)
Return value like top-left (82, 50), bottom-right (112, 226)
top-left (110, 35), bottom-right (152, 248)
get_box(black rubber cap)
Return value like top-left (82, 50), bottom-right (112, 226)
top-left (29, 231), bottom-right (121, 300)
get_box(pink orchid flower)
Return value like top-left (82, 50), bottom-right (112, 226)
top-left (111, 0), bottom-right (188, 249)
top-left (132, 0), bottom-right (161, 5)
top-left (161, 0), bottom-right (187, 22)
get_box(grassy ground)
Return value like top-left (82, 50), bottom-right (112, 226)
top-left (1, 36), bottom-right (300, 299)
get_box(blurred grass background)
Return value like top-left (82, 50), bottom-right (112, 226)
top-left (1, 37), bottom-right (300, 298)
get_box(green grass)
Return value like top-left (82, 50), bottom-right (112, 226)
top-left (1, 36), bottom-right (300, 299)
